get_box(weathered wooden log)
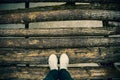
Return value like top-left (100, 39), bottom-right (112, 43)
top-left (0, 37), bottom-right (120, 48)
top-left (0, 10), bottom-right (120, 24)
top-left (1, 47), bottom-right (120, 64)
top-left (0, 67), bottom-right (119, 80)
top-left (0, 0), bottom-right (120, 3)
top-left (1, 4), bottom-right (120, 15)
top-left (0, 47), bottom-right (120, 63)
top-left (0, 28), bottom-right (119, 37)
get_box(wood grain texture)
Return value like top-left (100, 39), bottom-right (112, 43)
top-left (0, 67), bottom-right (119, 80)
top-left (0, 10), bottom-right (120, 24)
top-left (1, 4), bottom-right (120, 15)
top-left (0, 37), bottom-right (120, 48)
top-left (0, 47), bottom-right (120, 64)
top-left (0, 28), bottom-right (119, 37)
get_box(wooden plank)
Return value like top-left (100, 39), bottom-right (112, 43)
top-left (0, 47), bottom-right (120, 64)
top-left (0, 0), bottom-right (120, 3)
top-left (0, 67), bottom-right (119, 80)
top-left (0, 10), bottom-right (120, 24)
top-left (0, 28), bottom-right (119, 37)
top-left (29, 63), bottom-right (99, 67)
top-left (0, 37), bottom-right (120, 48)
top-left (0, 4), bottom-right (120, 15)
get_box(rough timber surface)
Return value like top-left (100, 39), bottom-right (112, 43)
top-left (0, 67), bottom-right (120, 80)
top-left (0, 47), bottom-right (120, 65)
top-left (0, 28), bottom-right (119, 37)
top-left (0, 10), bottom-right (120, 24)
top-left (0, 4), bottom-right (120, 15)
top-left (0, 37), bottom-right (120, 48)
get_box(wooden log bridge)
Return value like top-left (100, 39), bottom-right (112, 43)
top-left (0, 0), bottom-right (120, 80)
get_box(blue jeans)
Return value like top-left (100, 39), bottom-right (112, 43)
top-left (44, 69), bottom-right (73, 80)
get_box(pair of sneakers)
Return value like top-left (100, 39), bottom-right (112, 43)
top-left (48, 53), bottom-right (69, 70)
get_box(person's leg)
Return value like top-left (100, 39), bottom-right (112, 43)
top-left (59, 69), bottom-right (73, 80)
top-left (59, 53), bottom-right (73, 80)
top-left (44, 70), bottom-right (58, 80)
top-left (44, 54), bottom-right (58, 80)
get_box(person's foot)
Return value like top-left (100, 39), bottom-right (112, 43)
top-left (60, 53), bottom-right (69, 70)
top-left (48, 54), bottom-right (58, 70)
